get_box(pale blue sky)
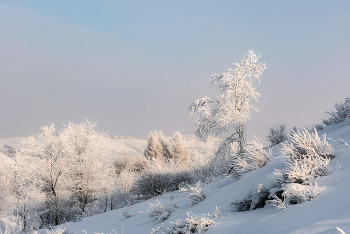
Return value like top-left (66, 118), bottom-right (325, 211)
top-left (1, 1), bottom-right (350, 144)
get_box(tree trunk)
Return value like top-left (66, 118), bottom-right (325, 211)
top-left (237, 123), bottom-right (245, 158)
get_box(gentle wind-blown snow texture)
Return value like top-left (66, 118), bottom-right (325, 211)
top-left (31, 123), bottom-right (350, 234)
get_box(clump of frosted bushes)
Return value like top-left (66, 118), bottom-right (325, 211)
top-left (135, 161), bottom-right (196, 198)
top-left (281, 128), bottom-right (334, 160)
top-left (232, 129), bottom-right (334, 212)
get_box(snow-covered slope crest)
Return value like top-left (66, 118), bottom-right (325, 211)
top-left (48, 124), bottom-right (350, 234)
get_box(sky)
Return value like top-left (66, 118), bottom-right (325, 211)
top-left (1, 1), bottom-right (350, 145)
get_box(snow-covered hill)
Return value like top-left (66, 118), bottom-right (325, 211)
top-left (43, 124), bottom-right (350, 234)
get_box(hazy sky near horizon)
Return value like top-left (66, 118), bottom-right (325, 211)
top-left (1, 1), bottom-right (350, 145)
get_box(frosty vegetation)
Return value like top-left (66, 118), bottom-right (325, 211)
top-left (266, 124), bottom-right (288, 146)
top-left (323, 96), bottom-right (350, 126)
top-left (151, 208), bottom-right (221, 234)
top-left (232, 128), bottom-right (335, 212)
top-left (180, 182), bottom-right (206, 206)
top-left (0, 120), bottom-right (221, 232)
top-left (0, 120), bottom-right (114, 231)
top-left (190, 50), bottom-right (266, 176)
top-left (142, 200), bottom-right (177, 222)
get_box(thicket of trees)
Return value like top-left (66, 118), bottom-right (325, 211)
top-left (0, 124), bottom-right (200, 231)
top-left (0, 120), bottom-right (114, 231)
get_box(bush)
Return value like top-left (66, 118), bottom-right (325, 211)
top-left (266, 124), bottom-right (288, 146)
top-left (180, 182), bottom-right (206, 206)
top-left (274, 155), bottom-right (330, 185)
top-left (143, 200), bottom-right (177, 222)
top-left (268, 183), bottom-right (321, 210)
top-left (233, 129), bottom-right (335, 213)
top-left (323, 97), bottom-right (350, 125)
top-left (312, 124), bottom-right (324, 131)
top-left (229, 137), bottom-right (270, 178)
top-left (231, 184), bottom-right (270, 211)
top-left (136, 170), bottom-right (174, 197)
top-left (151, 208), bottom-right (220, 234)
top-left (189, 183), bottom-right (206, 206)
top-left (281, 128), bottom-right (334, 160)
top-left (246, 137), bottom-right (271, 168)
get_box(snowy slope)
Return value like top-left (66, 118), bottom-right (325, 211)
top-left (43, 124), bottom-right (350, 234)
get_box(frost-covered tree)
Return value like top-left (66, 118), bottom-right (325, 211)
top-left (158, 131), bottom-right (173, 161)
top-left (4, 154), bottom-right (44, 231)
top-left (18, 124), bottom-right (75, 226)
top-left (144, 130), bottom-right (172, 163)
top-left (60, 120), bottom-right (111, 213)
top-left (190, 50), bottom-right (266, 166)
top-left (144, 131), bottom-right (164, 162)
top-left (171, 131), bottom-right (192, 167)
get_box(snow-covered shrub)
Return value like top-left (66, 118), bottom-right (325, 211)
top-left (266, 124), bottom-right (288, 146)
top-left (121, 208), bottom-right (132, 220)
top-left (231, 184), bottom-right (270, 211)
top-left (135, 159), bottom-right (198, 198)
top-left (281, 128), bottom-right (334, 160)
top-left (268, 183), bottom-right (322, 209)
top-left (136, 169), bottom-right (173, 197)
top-left (152, 209), bottom-right (220, 234)
top-left (269, 194), bottom-right (287, 211)
top-left (189, 182), bottom-right (206, 206)
top-left (143, 200), bottom-right (177, 222)
top-left (180, 182), bottom-right (206, 206)
top-left (228, 137), bottom-right (271, 178)
top-left (229, 156), bottom-right (253, 177)
top-left (266, 129), bottom-right (334, 210)
top-left (323, 97), bottom-right (350, 125)
top-left (279, 183), bottom-right (321, 204)
top-left (246, 137), bottom-right (271, 168)
top-left (312, 124), bottom-right (324, 131)
top-left (274, 155), bottom-right (331, 185)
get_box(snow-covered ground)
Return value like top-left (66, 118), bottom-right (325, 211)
top-left (26, 123), bottom-right (347, 234)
